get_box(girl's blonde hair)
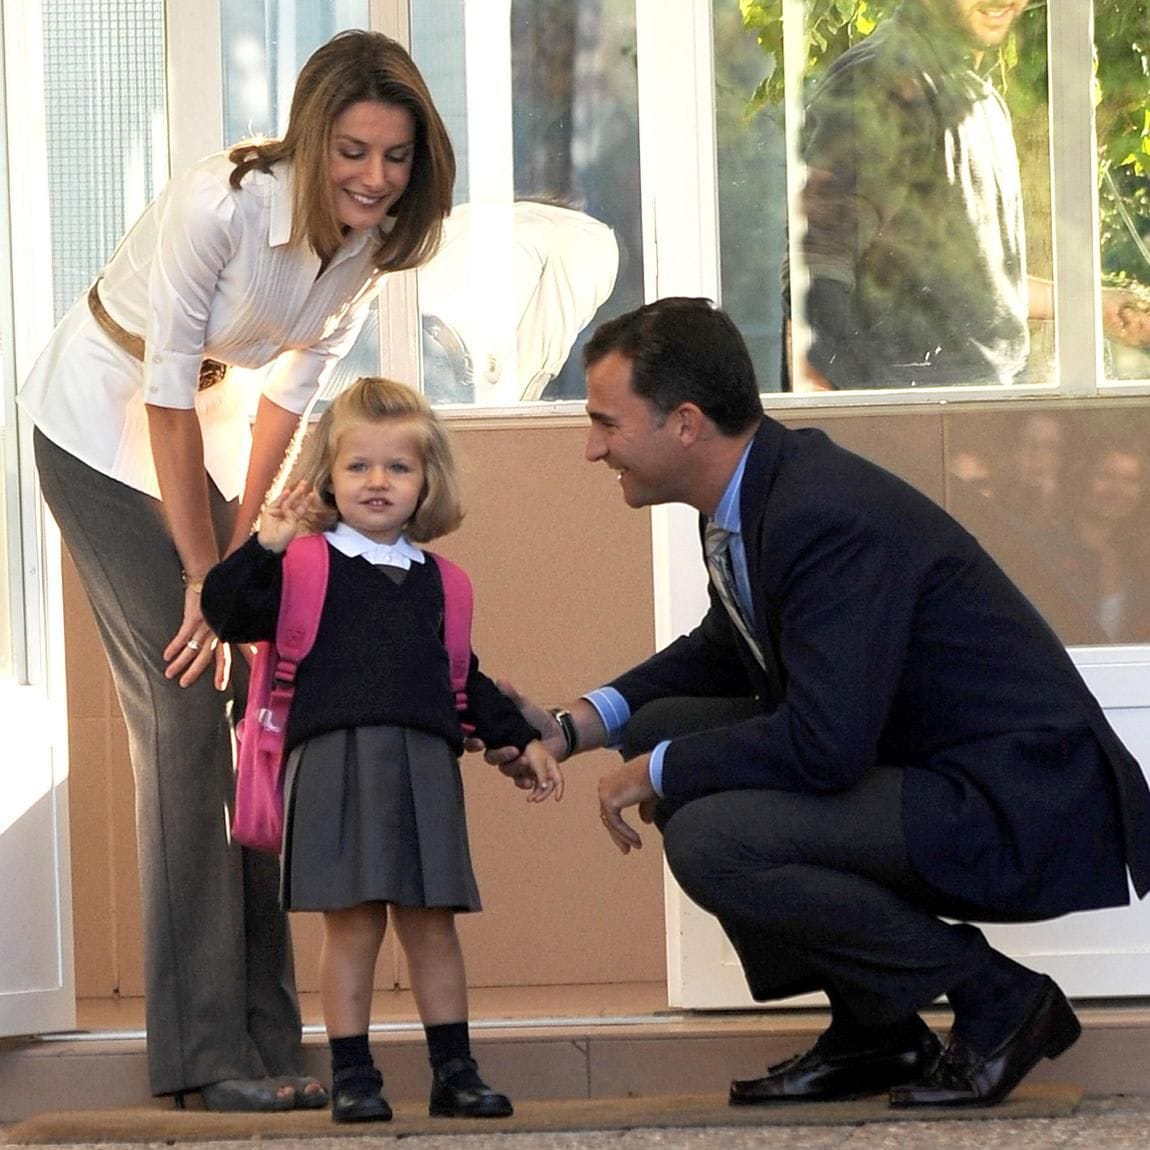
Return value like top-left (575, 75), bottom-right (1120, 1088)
top-left (228, 30), bottom-right (454, 272)
top-left (299, 376), bottom-right (463, 543)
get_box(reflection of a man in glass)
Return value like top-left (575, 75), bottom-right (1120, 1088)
top-left (789, 0), bottom-right (1147, 392)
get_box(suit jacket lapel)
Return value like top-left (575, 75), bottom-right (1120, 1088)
top-left (737, 422), bottom-right (786, 704)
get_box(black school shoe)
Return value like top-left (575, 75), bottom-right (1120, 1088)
top-left (428, 1057), bottom-right (514, 1118)
top-left (331, 1065), bottom-right (393, 1124)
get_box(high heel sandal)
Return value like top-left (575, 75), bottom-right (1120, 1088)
top-left (273, 1075), bottom-right (330, 1109)
top-left (173, 1078), bottom-right (296, 1112)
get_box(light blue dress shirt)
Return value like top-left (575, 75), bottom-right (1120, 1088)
top-left (585, 440), bottom-right (755, 796)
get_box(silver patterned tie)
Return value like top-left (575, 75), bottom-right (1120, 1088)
top-left (704, 520), bottom-right (766, 670)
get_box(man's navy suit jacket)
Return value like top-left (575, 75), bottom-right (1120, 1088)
top-left (610, 419), bottom-right (1150, 919)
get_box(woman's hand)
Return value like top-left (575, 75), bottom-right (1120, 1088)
top-left (163, 583), bottom-right (229, 688)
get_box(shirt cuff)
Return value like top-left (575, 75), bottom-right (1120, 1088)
top-left (582, 686), bottom-right (630, 747)
top-left (648, 740), bottom-right (671, 797)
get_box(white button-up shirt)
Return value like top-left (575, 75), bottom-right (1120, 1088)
top-left (19, 152), bottom-right (387, 500)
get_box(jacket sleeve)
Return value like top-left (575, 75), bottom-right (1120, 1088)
top-left (201, 535), bottom-right (284, 643)
top-left (461, 656), bottom-right (541, 752)
top-left (609, 586), bottom-right (757, 712)
top-left (642, 461), bottom-right (933, 802)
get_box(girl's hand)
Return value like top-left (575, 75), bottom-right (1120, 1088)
top-left (521, 740), bottom-right (565, 804)
top-left (163, 584), bottom-right (228, 688)
top-left (257, 480), bottom-right (317, 553)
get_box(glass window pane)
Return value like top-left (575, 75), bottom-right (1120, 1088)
top-left (1095, 0), bottom-right (1150, 383)
top-left (43, 0), bottom-right (167, 322)
top-left (713, 2), bottom-right (789, 392)
top-left (722, 0), bottom-right (1054, 395)
top-left (219, 0), bottom-right (377, 400)
top-left (411, 0), bottom-right (643, 406)
top-left (946, 407), bottom-right (1150, 645)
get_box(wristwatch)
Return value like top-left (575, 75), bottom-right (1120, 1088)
top-left (548, 707), bottom-right (578, 759)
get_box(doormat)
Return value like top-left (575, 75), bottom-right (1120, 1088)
top-left (1, 1083), bottom-right (1082, 1143)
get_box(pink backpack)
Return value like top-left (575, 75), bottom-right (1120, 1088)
top-left (231, 534), bottom-right (474, 854)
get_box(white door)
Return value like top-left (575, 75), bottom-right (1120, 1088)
top-left (0, 1), bottom-right (74, 1037)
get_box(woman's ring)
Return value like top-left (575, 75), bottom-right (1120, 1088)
top-left (187, 639), bottom-right (201, 652)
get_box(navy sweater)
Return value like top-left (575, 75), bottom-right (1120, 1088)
top-left (202, 537), bottom-right (539, 756)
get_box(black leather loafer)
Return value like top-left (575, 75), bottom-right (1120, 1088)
top-left (429, 1058), bottom-right (514, 1118)
top-left (889, 976), bottom-right (1081, 1108)
top-left (730, 1028), bottom-right (942, 1104)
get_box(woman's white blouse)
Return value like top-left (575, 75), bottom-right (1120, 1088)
top-left (19, 153), bottom-right (386, 501)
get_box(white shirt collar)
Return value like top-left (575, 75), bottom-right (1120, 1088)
top-left (324, 521), bottom-right (425, 569)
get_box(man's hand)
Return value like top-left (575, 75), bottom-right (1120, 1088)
top-left (598, 754), bottom-right (656, 854)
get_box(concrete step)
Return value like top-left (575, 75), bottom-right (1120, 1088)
top-left (2, 987), bottom-right (1148, 1123)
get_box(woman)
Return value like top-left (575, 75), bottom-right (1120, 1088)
top-left (19, 29), bottom-right (454, 1111)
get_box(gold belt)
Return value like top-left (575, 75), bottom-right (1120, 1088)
top-left (87, 280), bottom-right (228, 391)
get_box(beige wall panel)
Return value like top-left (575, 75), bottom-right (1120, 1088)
top-left (67, 717), bottom-right (115, 998)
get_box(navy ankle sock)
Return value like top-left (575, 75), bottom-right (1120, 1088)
top-left (329, 1033), bottom-right (379, 1096)
top-left (425, 1021), bottom-right (484, 1088)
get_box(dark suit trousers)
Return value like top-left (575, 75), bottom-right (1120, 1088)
top-left (625, 697), bottom-right (1017, 1027)
top-left (35, 429), bottom-right (303, 1095)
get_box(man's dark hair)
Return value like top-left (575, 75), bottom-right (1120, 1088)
top-left (583, 297), bottom-right (763, 435)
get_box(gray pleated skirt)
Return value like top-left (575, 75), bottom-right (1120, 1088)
top-left (280, 724), bottom-right (481, 913)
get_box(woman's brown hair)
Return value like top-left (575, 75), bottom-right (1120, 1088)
top-left (229, 30), bottom-right (455, 272)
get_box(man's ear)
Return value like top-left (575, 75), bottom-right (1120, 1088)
top-left (673, 403), bottom-right (707, 446)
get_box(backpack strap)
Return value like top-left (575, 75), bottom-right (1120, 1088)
top-left (431, 552), bottom-right (474, 718)
top-left (276, 533), bottom-right (330, 673)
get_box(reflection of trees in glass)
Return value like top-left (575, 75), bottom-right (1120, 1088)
top-left (509, 0), bottom-right (644, 398)
top-left (1095, 5), bottom-right (1150, 294)
top-left (740, 0), bottom-right (1150, 295)
top-left (714, 4), bottom-right (789, 392)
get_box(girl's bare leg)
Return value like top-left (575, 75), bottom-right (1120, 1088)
top-left (321, 902), bottom-right (393, 1124)
top-left (391, 906), bottom-right (512, 1118)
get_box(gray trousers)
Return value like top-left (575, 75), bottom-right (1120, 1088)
top-left (625, 697), bottom-right (1024, 1027)
top-left (35, 429), bottom-right (302, 1096)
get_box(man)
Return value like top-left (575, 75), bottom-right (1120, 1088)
top-left (790, 0), bottom-right (1143, 390)
top-left (492, 297), bottom-right (1150, 1107)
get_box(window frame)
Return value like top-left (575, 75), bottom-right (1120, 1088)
top-left (160, 1), bottom-right (1147, 418)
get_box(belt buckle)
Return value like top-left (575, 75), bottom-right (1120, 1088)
top-left (198, 359), bottom-right (228, 391)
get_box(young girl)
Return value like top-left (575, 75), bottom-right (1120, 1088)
top-left (202, 376), bottom-right (562, 1124)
